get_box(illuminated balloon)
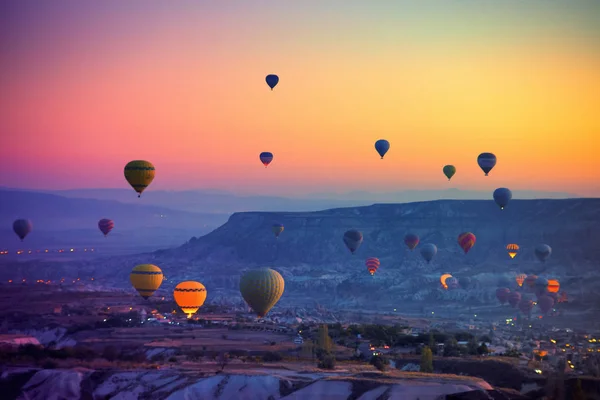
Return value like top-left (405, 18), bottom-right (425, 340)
top-left (506, 244), bottom-right (520, 259)
top-left (343, 229), bottom-right (363, 255)
top-left (535, 244), bottom-right (552, 263)
top-left (457, 232), bottom-right (476, 254)
top-left (537, 295), bottom-right (555, 314)
top-left (174, 281), bottom-right (207, 319)
top-left (496, 288), bottom-right (511, 305)
top-left (272, 223), bottom-right (284, 238)
top-left (493, 188), bottom-right (512, 210)
top-left (259, 152), bottom-right (274, 167)
top-left (239, 268), bottom-right (284, 318)
top-left (13, 219), bottom-right (32, 241)
top-left (265, 74), bottom-right (279, 90)
top-left (446, 277), bottom-right (459, 289)
top-left (515, 273), bottom-right (527, 287)
top-left (420, 243), bottom-right (437, 263)
top-left (124, 160), bottom-right (155, 198)
top-left (98, 219), bottom-right (114, 237)
top-left (365, 257), bottom-right (380, 276)
top-left (130, 264), bottom-right (163, 299)
top-left (477, 153), bottom-right (497, 176)
top-left (547, 279), bottom-right (560, 293)
top-left (404, 233), bottom-right (420, 251)
top-left (443, 165), bottom-right (456, 181)
top-left (374, 140), bottom-right (390, 159)
top-left (508, 291), bottom-right (521, 308)
top-left (440, 273), bottom-right (452, 289)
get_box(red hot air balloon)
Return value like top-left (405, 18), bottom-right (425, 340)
top-left (518, 298), bottom-right (534, 316)
top-left (98, 219), bottom-right (114, 237)
top-left (524, 275), bottom-right (538, 289)
top-left (537, 295), bottom-right (555, 314)
top-left (457, 232), bottom-right (476, 254)
top-left (508, 291), bottom-right (522, 308)
top-left (404, 233), bottom-right (420, 250)
top-left (496, 287), bottom-right (511, 304)
top-left (365, 257), bottom-right (380, 276)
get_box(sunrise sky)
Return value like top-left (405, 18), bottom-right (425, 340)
top-left (1, 0), bottom-right (599, 197)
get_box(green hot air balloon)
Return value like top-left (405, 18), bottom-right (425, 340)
top-left (443, 165), bottom-right (456, 181)
top-left (240, 268), bottom-right (285, 318)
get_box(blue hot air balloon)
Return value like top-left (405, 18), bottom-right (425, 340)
top-left (420, 243), bottom-right (438, 263)
top-left (493, 188), bottom-right (512, 210)
top-left (374, 140), bottom-right (390, 159)
top-left (343, 229), bottom-right (363, 255)
top-left (259, 152), bottom-right (274, 167)
top-left (477, 153), bottom-right (497, 176)
top-left (265, 74), bottom-right (279, 90)
top-left (535, 244), bottom-right (552, 263)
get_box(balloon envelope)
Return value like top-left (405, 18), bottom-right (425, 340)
top-left (547, 279), bottom-right (560, 293)
top-left (525, 275), bottom-right (538, 289)
top-left (446, 277), bottom-right (459, 289)
top-left (508, 291), bottom-right (521, 308)
top-left (374, 140), bottom-right (390, 159)
top-left (496, 287), bottom-right (511, 304)
top-left (239, 268), bottom-right (285, 318)
top-left (535, 244), bottom-right (552, 262)
top-left (174, 281), bottom-right (207, 318)
top-left (124, 160), bottom-right (155, 197)
top-left (477, 153), bottom-right (497, 176)
top-left (493, 188), bottom-right (513, 210)
top-left (365, 257), bottom-right (380, 276)
top-left (404, 233), bottom-right (420, 250)
top-left (440, 273), bottom-right (452, 289)
top-left (537, 295), bottom-right (555, 314)
top-left (343, 230), bottom-right (363, 254)
top-left (420, 243), bottom-right (437, 263)
top-left (98, 219), bottom-right (114, 236)
top-left (515, 273), bottom-right (527, 287)
top-left (457, 232), bottom-right (476, 254)
top-left (13, 219), bottom-right (32, 241)
top-left (265, 74), bottom-right (279, 90)
top-left (259, 152), bottom-right (274, 167)
top-left (518, 298), bottom-right (534, 314)
top-left (130, 264), bottom-right (163, 299)
top-left (272, 223), bottom-right (284, 238)
top-left (443, 165), bottom-right (456, 181)
top-left (507, 244), bottom-right (520, 259)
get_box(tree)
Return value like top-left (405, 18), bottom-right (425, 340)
top-left (370, 355), bottom-right (389, 372)
top-left (443, 338), bottom-right (459, 357)
top-left (467, 337), bottom-right (479, 355)
top-left (420, 346), bottom-right (433, 373)
top-left (316, 324), bottom-right (333, 360)
top-left (428, 333), bottom-right (437, 355)
top-left (571, 378), bottom-right (585, 400)
top-left (477, 343), bottom-right (489, 355)
top-left (217, 351), bottom-right (229, 372)
top-left (300, 340), bottom-right (315, 360)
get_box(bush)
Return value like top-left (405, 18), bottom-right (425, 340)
top-left (370, 355), bottom-right (389, 371)
top-left (168, 356), bottom-right (177, 363)
top-left (318, 355), bottom-right (336, 370)
top-left (41, 359), bottom-right (59, 369)
top-left (102, 346), bottom-right (119, 362)
top-left (262, 352), bottom-right (283, 362)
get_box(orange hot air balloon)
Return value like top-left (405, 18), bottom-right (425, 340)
top-left (506, 244), bottom-right (519, 259)
top-left (547, 279), bottom-right (560, 293)
top-left (515, 273), bottom-right (527, 287)
top-left (440, 273), bottom-right (452, 290)
top-left (173, 281), bottom-right (207, 318)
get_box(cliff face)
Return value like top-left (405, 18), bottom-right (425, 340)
top-left (146, 199), bottom-right (598, 311)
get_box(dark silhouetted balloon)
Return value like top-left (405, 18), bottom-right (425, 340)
top-left (477, 153), bottom-right (497, 176)
top-left (13, 219), bottom-right (32, 241)
top-left (443, 165), bottom-right (456, 181)
top-left (343, 230), bottom-right (363, 254)
top-left (496, 287), bottom-right (511, 304)
top-left (420, 243), bottom-right (437, 263)
top-left (98, 219), bottom-right (114, 237)
top-left (259, 152), bottom-right (274, 167)
top-left (493, 188), bottom-right (512, 210)
top-left (404, 233), bottom-right (420, 251)
top-left (508, 291), bottom-right (521, 308)
top-left (535, 244), bottom-right (552, 263)
top-left (265, 74), bottom-right (279, 90)
top-left (374, 140), bottom-right (390, 159)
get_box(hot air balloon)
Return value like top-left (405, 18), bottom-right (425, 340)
top-left (547, 292), bottom-right (559, 303)
top-left (459, 277), bottom-right (473, 290)
top-left (547, 279), bottom-right (560, 293)
top-left (537, 295), bottom-right (555, 314)
top-left (493, 188), bottom-right (512, 210)
top-left (496, 288), bottom-right (511, 304)
top-left (446, 277), bottom-right (459, 289)
top-left (518, 298), bottom-right (534, 316)
top-left (13, 219), bottom-right (32, 241)
top-left (404, 233), bottom-right (420, 251)
top-left (272, 223), bottom-right (284, 238)
top-left (524, 275), bottom-right (538, 289)
top-left (265, 74), bottom-right (279, 90)
top-left (98, 219), bottom-right (114, 237)
top-left (420, 243), bottom-right (437, 263)
top-left (508, 291), bottom-right (521, 308)
top-left (365, 257), bottom-right (380, 276)
top-left (534, 277), bottom-right (549, 293)
top-left (506, 244), bottom-right (520, 259)
top-left (457, 232), bottom-right (476, 254)
top-left (239, 268), bottom-right (284, 318)
top-left (443, 165), bottom-right (456, 181)
top-left (374, 140), bottom-right (390, 159)
top-left (477, 153), bottom-right (497, 176)
top-left (124, 160), bottom-right (155, 198)
top-left (558, 292), bottom-right (568, 303)
top-left (343, 230), bottom-right (363, 255)
top-left (515, 273), bottom-right (527, 287)
top-left (440, 273), bottom-right (452, 289)
top-left (174, 281), bottom-right (207, 319)
top-left (259, 152), bottom-right (274, 167)
top-left (535, 244), bottom-right (552, 263)
top-left (130, 264), bottom-right (163, 299)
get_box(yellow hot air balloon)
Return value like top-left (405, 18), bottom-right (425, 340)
top-left (440, 273), bottom-right (452, 290)
top-left (130, 264), bottom-right (163, 299)
top-left (240, 268), bottom-right (284, 318)
top-left (515, 273), bottom-right (527, 287)
top-left (547, 279), bottom-right (560, 293)
top-left (174, 281), bottom-right (207, 318)
top-left (124, 160), bottom-right (155, 198)
top-left (506, 244), bottom-right (519, 259)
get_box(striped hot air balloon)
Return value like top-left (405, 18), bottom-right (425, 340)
top-left (174, 281), bottom-right (207, 318)
top-left (124, 160), bottom-right (155, 198)
top-left (98, 219), bottom-right (114, 237)
top-left (506, 244), bottom-right (520, 259)
top-left (515, 273), bottom-right (527, 287)
top-left (130, 264), bottom-right (163, 299)
top-left (457, 232), bottom-right (476, 254)
top-left (365, 257), bottom-right (380, 276)
top-left (547, 279), bottom-right (560, 293)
